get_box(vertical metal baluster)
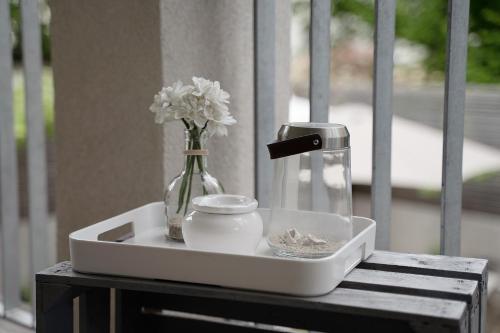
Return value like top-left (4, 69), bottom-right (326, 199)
top-left (0, 0), bottom-right (22, 313)
top-left (441, 0), bottom-right (470, 256)
top-left (21, 0), bottom-right (49, 318)
top-left (254, 0), bottom-right (276, 207)
top-left (310, 0), bottom-right (331, 210)
top-left (372, 0), bottom-right (396, 250)
top-left (310, 0), bottom-right (331, 122)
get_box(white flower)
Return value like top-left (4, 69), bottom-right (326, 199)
top-left (207, 81), bottom-right (230, 105)
top-left (149, 87), bottom-right (169, 123)
top-left (168, 80), bottom-right (193, 105)
top-left (206, 114), bottom-right (237, 136)
top-left (192, 77), bottom-right (213, 97)
top-left (149, 80), bottom-right (193, 123)
top-left (149, 77), bottom-right (236, 136)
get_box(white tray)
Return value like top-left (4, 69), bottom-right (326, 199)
top-left (70, 202), bottom-right (376, 296)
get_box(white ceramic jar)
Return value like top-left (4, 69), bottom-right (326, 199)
top-left (182, 194), bottom-right (263, 255)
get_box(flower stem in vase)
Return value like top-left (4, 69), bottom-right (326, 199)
top-left (184, 159), bottom-right (195, 216)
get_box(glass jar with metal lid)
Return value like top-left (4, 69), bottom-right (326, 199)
top-left (266, 123), bottom-right (353, 258)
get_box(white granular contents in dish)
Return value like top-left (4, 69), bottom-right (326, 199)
top-left (268, 228), bottom-right (346, 256)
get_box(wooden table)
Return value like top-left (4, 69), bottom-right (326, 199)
top-left (36, 251), bottom-right (487, 333)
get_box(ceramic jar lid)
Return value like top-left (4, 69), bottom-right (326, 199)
top-left (192, 194), bottom-right (258, 215)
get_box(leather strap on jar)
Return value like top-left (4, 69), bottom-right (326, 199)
top-left (267, 134), bottom-right (322, 159)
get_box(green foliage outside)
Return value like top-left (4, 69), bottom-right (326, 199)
top-left (9, 0), bottom-right (53, 146)
top-left (13, 68), bottom-right (54, 147)
top-left (9, 0), bottom-right (51, 63)
top-left (333, 0), bottom-right (500, 83)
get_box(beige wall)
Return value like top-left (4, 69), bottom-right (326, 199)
top-left (52, 0), bottom-right (291, 259)
top-left (51, 0), bottom-right (164, 259)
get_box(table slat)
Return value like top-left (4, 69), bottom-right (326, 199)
top-left (361, 251), bottom-right (487, 280)
top-left (360, 251), bottom-right (487, 333)
top-left (343, 268), bottom-right (479, 333)
top-left (344, 268), bottom-right (477, 303)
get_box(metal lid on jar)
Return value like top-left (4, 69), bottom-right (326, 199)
top-left (267, 123), bottom-right (349, 159)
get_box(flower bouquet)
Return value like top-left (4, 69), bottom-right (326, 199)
top-left (150, 77), bottom-right (236, 240)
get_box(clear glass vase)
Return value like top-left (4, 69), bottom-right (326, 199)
top-left (164, 128), bottom-right (224, 241)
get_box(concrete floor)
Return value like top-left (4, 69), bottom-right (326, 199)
top-left (0, 216), bottom-right (55, 333)
top-left (0, 320), bottom-right (32, 333)
top-left (352, 193), bottom-right (500, 267)
top-left (0, 216), bottom-right (58, 293)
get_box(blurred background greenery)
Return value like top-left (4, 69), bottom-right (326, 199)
top-left (13, 68), bottom-right (53, 147)
top-left (9, 0), bottom-right (51, 63)
top-left (9, 0), bottom-right (500, 147)
top-left (293, 0), bottom-right (500, 83)
top-left (9, 0), bottom-right (52, 147)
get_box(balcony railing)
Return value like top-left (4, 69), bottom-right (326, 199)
top-left (0, 0), bottom-right (48, 326)
top-left (0, 0), bottom-right (471, 328)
